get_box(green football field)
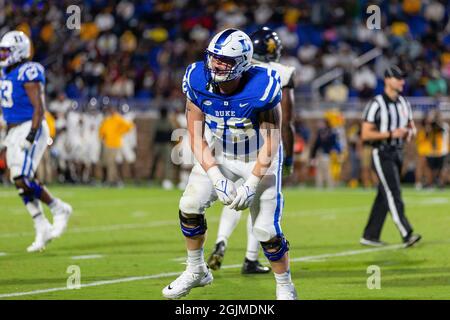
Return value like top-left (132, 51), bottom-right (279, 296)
top-left (0, 185), bottom-right (449, 300)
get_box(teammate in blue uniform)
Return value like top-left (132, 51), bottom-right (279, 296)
top-left (0, 31), bottom-right (72, 252)
top-left (162, 29), bottom-right (297, 300)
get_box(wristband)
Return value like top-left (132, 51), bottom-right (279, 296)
top-left (246, 173), bottom-right (261, 189)
top-left (26, 128), bottom-right (38, 143)
top-left (207, 166), bottom-right (223, 183)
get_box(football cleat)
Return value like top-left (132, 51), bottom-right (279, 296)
top-left (276, 283), bottom-right (298, 300)
top-left (241, 258), bottom-right (271, 274)
top-left (27, 220), bottom-right (52, 253)
top-left (207, 241), bottom-right (226, 270)
top-left (50, 199), bottom-right (72, 239)
top-left (360, 237), bottom-right (387, 247)
top-left (162, 268), bottom-right (213, 299)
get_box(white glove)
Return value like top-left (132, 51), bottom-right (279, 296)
top-left (207, 166), bottom-right (236, 205)
top-left (228, 174), bottom-right (261, 211)
top-left (19, 139), bottom-right (33, 151)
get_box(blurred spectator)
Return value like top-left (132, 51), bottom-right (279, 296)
top-left (310, 119), bottom-right (342, 188)
top-left (347, 122), bottom-right (361, 188)
top-left (426, 69), bottom-right (448, 98)
top-left (417, 110), bottom-right (449, 188)
top-left (36, 111), bottom-right (56, 184)
top-left (293, 118), bottom-right (311, 185)
top-left (116, 107), bottom-right (138, 183)
top-left (150, 108), bottom-right (176, 190)
top-left (352, 66), bottom-right (377, 100)
top-left (172, 106), bottom-right (192, 190)
top-left (48, 92), bottom-right (73, 116)
top-left (361, 143), bottom-right (376, 189)
top-left (415, 112), bottom-right (433, 189)
top-left (325, 79), bottom-right (349, 103)
top-left (80, 104), bottom-right (103, 184)
top-left (99, 106), bottom-right (134, 186)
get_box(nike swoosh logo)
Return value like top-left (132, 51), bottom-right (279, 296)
top-left (239, 103), bottom-right (249, 107)
top-left (168, 285), bottom-right (173, 290)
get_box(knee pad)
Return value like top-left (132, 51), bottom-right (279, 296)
top-left (179, 210), bottom-right (207, 238)
top-left (179, 192), bottom-right (203, 214)
top-left (14, 176), bottom-right (43, 204)
top-left (261, 235), bottom-right (290, 262)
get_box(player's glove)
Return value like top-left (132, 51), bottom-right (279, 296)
top-left (20, 128), bottom-right (38, 151)
top-left (282, 156), bottom-right (294, 177)
top-left (207, 166), bottom-right (237, 205)
top-left (228, 174), bottom-right (260, 211)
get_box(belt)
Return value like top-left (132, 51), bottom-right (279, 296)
top-left (376, 144), bottom-right (402, 152)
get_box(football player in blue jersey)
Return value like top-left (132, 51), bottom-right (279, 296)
top-left (162, 29), bottom-right (297, 300)
top-left (0, 31), bottom-right (72, 252)
top-left (207, 27), bottom-right (296, 275)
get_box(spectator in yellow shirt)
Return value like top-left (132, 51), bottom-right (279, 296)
top-left (424, 110), bottom-right (449, 188)
top-left (416, 110), bottom-right (449, 188)
top-left (99, 106), bottom-right (134, 186)
top-left (37, 111), bottom-right (56, 183)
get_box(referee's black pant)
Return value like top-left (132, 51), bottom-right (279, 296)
top-left (363, 146), bottom-right (413, 241)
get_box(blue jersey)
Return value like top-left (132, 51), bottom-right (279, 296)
top-left (0, 62), bottom-right (46, 124)
top-left (182, 61), bottom-right (282, 156)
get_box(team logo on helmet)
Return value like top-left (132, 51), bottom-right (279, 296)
top-left (205, 29), bottom-right (253, 84)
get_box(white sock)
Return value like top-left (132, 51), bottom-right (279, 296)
top-left (186, 248), bottom-right (207, 273)
top-left (245, 214), bottom-right (259, 261)
top-left (25, 200), bottom-right (47, 228)
top-left (216, 206), bottom-right (242, 245)
top-left (274, 270), bottom-right (292, 285)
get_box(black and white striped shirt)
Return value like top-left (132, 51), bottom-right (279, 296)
top-left (362, 93), bottom-right (413, 148)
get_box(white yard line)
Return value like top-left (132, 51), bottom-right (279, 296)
top-left (0, 252), bottom-right (7, 257)
top-left (71, 254), bottom-right (104, 260)
top-left (0, 244), bottom-right (403, 299)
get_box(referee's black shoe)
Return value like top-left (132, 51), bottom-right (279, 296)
top-left (360, 237), bottom-right (387, 247)
top-left (242, 258), bottom-right (271, 274)
top-left (403, 234), bottom-right (422, 248)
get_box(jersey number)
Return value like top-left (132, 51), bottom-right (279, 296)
top-left (0, 80), bottom-right (13, 108)
top-left (205, 115), bottom-right (256, 141)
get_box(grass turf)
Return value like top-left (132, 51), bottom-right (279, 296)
top-left (0, 185), bottom-right (449, 300)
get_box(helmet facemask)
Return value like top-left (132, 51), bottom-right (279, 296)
top-left (205, 50), bottom-right (244, 83)
top-left (0, 47), bottom-right (12, 67)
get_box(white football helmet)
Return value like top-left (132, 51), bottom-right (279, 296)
top-left (205, 28), bottom-right (253, 83)
top-left (0, 31), bottom-right (31, 67)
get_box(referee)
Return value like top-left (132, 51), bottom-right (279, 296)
top-left (360, 65), bottom-right (422, 248)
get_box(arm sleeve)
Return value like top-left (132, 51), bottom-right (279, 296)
top-left (182, 63), bottom-right (200, 107)
top-left (20, 63), bottom-right (46, 84)
top-left (258, 69), bottom-right (282, 111)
